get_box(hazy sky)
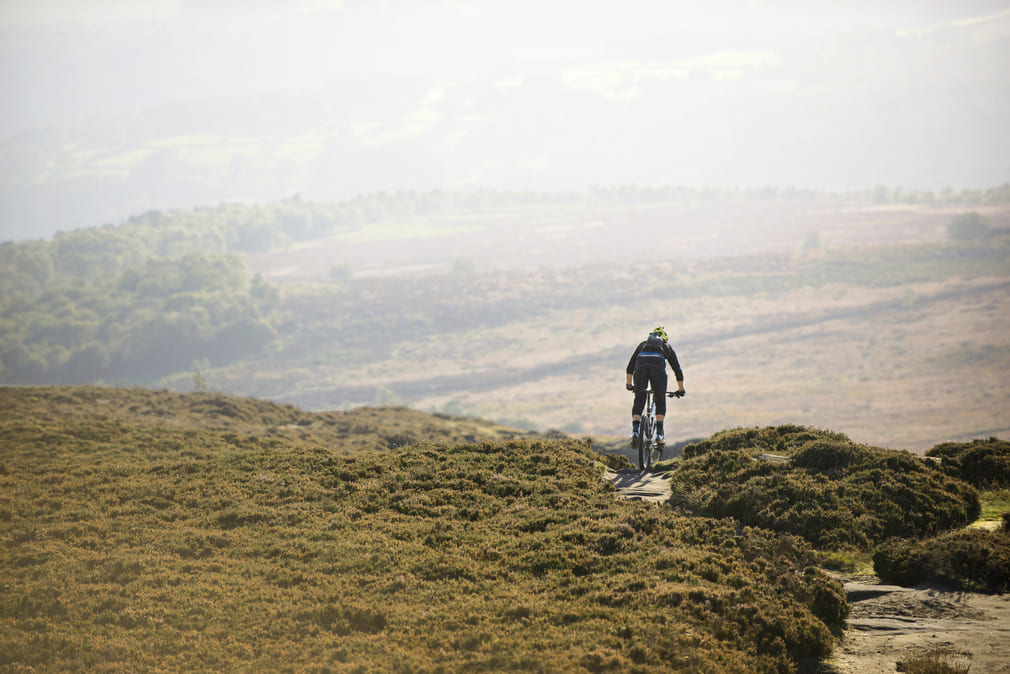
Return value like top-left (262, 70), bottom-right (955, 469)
top-left (1, 0), bottom-right (1009, 238)
top-left (3, 0), bottom-right (1008, 131)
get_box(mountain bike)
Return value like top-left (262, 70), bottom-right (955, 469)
top-left (631, 388), bottom-right (680, 470)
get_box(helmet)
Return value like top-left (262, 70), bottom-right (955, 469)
top-left (650, 326), bottom-right (668, 341)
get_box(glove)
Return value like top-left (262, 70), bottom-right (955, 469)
top-left (673, 390), bottom-right (686, 398)
top-left (626, 384), bottom-right (634, 391)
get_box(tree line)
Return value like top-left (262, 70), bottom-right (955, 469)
top-left (2, 185), bottom-right (1008, 388)
top-left (0, 254), bottom-right (277, 385)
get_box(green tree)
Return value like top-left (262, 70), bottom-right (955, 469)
top-left (802, 230), bottom-right (822, 250)
top-left (452, 256), bottom-right (477, 274)
top-left (948, 212), bottom-right (990, 241)
top-left (329, 262), bottom-right (355, 280)
top-left (64, 343), bottom-right (111, 383)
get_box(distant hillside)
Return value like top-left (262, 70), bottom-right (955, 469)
top-left (3, 195), bottom-right (1009, 451)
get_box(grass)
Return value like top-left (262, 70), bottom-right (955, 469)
top-left (810, 550), bottom-right (874, 576)
top-left (224, 236), bottom-right (1010, 451)
top-left (329, 220), bottom-right (480, 243)
top-left (1, 386), bottom-right (847, 672)
top-left (980, 489), bottom-right (1010, 521)
top-left (896, 646), bottom-right (971, 673)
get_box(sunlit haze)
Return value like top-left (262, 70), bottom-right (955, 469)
top-left (1, 0), bottom-right (1009, 238)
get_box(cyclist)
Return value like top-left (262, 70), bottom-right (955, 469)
top-left (625, 326), bottom-right (685, 446)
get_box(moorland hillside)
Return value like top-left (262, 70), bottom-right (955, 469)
top-left (3, 191), bottom-right (1009, 452)
top-left (1, 385), bottom-right (841, 672)
top-left (4, 386), bottom-right (1007, 671)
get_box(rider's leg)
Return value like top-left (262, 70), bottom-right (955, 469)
top-left (631, 368), bottom-right (649, 440)
top-left (651, 368), bottom-right (668, 442)
top-left (631, 368), bottom-right (649, 417)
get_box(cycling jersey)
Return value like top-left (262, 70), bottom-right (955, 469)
top-left (626, 340), bottom-right (684, 381)
top-left (628, 339), bottom-right (683, 418)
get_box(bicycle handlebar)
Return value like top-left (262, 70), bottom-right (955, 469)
top-left (628, 388), bottom-right (684, 398)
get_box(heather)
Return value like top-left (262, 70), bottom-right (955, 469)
top-left (874, 528), bottom-right (1010, 594)
top-left (1, 387), bottom-right (844, 672)
top-left (668, 426), bottom-right (980, 550)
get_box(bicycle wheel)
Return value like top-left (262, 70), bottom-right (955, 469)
top-left (639, 417), bottom-right (653, 470)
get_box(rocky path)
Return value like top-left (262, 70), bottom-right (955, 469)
top-left (605, 468), bottom-right (672, 503)
top-left (826, 575), bottom-right (1010, 673)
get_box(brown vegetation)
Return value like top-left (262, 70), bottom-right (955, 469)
top-left (669, 426), bottom-right (979, 550)
top-left (1, 386), bottom-right (847, 672)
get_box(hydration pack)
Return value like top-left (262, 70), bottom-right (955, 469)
top-left (643, 334), bottom-right (665, 353)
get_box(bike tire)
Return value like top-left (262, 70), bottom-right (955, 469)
top-left (639, 417), bottom-right (653, 470)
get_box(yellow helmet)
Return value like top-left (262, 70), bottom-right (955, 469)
top-left (651, 326), bottom-right (668, 341)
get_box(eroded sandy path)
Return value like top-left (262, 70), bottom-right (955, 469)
top-left (605, 468), bottom-right (672, 503)
top-left (827, 575), bottom-right (1010, 673)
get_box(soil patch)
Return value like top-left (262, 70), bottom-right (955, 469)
top-left (826, 574), bottom-right (1010, 673)
top-left (605, 468), bottom-right (672, 503)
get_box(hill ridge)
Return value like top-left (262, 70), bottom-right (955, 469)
top-left (3, 385), bottom-right (1007, 672)
top-left (1, 384), bottom-right (847, 671)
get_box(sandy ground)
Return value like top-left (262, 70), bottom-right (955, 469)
top-left (606, 468), bottom-right (673, 503)
top-left (826, 575), bottom-right (1010, 673)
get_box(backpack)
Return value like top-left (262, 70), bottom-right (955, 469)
top-left (643, 333), bottom-right (665, 353)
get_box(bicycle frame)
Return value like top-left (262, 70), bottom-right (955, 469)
top-left (636, 389), bottom-right (658, 470)
top-left (632, 388), bottom-right (678, 470)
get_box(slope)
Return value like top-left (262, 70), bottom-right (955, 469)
top-left (1, 386), bottom-right (845, 672)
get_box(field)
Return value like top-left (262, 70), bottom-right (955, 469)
top-left (243, 198), bottom-right (962, 280)
top-left (3, 191), bottom-right (1006, 454)
top-left (227, 198), bottom-right (1010, 453)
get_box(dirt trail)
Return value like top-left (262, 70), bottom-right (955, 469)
top-left (826, 575), bottom-right (1010, 673)
top-left (605, 468), bottom-right (672, 503)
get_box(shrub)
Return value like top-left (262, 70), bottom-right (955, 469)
top-left (0, 386), bottom-right (847, 673)
top-left (947, 211), bottom-right (990, 241)
top-left (599, 453), bottom-right (632, 470)
top-left (926, 437), bottom-right (1010, 488)
top-left (874, 529), bottom-right (1010, 593)
top-left (682, 425), bottom-right (849, 459)
top-left (670, 426), bottom-right (979, 550)
top-left (329, 261), bottom-right (354, 280)
top-left (897, 646), bottom-right (971, 674)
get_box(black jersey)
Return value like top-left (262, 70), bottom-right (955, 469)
top-left (626, 339), bottom-right (684, 381)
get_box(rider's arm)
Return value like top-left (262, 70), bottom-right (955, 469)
top-left (626, 342), bottom-right (644, 389)
top-left (666, 346), bottom-right (685, 392)
top-left (626, 343), bottom-right (644, 375)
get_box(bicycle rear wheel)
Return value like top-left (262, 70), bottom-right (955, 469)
top-left (639, 417), bottom-right (653, 469)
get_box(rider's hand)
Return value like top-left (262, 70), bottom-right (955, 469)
top-left (626, 383), bottom-right (634, 391)
top-left (673, 390), bottom-right (685, 398)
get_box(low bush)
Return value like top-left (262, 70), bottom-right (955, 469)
top-left (672, 426), bottom-right (979, 550)
top-left (0, 386), bottom-right (846, 672)
top-left (926, 437), bottom-right (1010, 488)
top-left (874, 529), bottom-right (1010, 593)
top-left (897, 646), bottom-right (971, 674)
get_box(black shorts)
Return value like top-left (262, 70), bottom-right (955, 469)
top-left (632, 364), bottom-right (668, 416)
